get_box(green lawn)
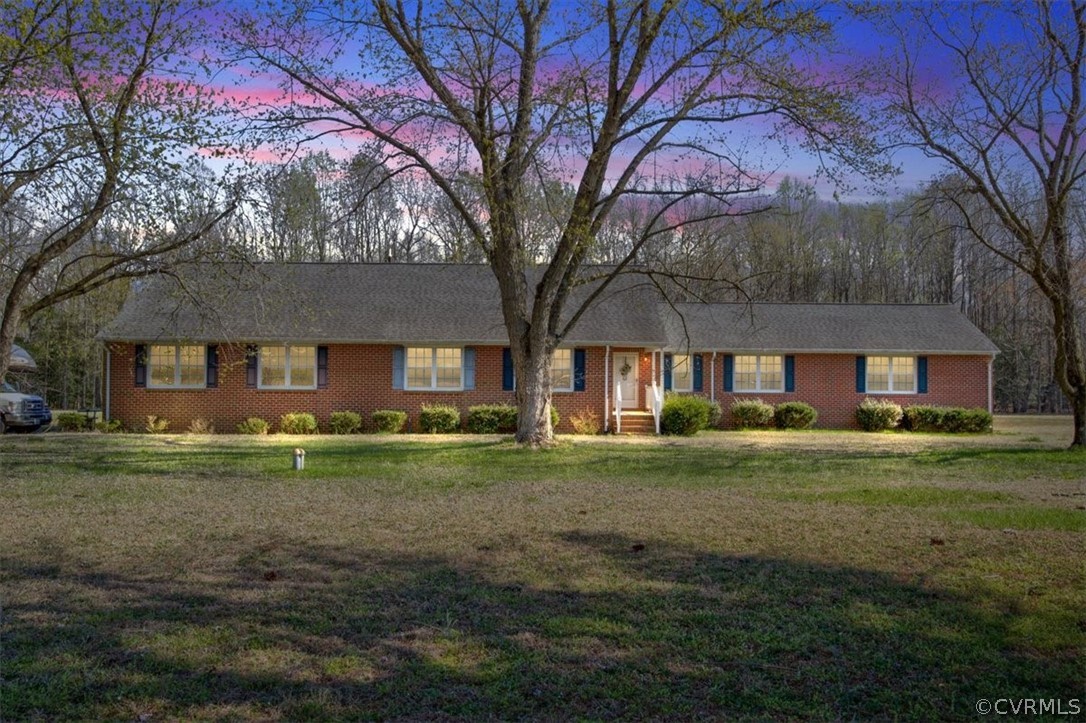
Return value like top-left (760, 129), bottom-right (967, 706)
top-left (1, 419), bottom-right (1083, 720)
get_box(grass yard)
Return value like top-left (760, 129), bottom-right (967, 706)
top-left (1, 416), bottom-right (1083, 720)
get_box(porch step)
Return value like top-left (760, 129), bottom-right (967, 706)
top-left (613, 411), bottom-right (657, 435)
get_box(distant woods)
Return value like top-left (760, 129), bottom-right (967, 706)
top-left (25, 165), bottom-right (1079, 418)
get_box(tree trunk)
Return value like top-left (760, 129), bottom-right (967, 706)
top-left (1072, 390), bottom-right (1086, 448)
top-left (513, 340), bottom-right (555, 446)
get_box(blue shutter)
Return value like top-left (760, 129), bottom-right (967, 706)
top-left (134, 344), bottom-right (147, 388)
top-left (206, 345), bottom-right (219, 388)
top-left (392, 346), bottom-right (405, 390)
top-left (573, 348), bottom-right (586, 391)
top-left (317, 346), bottom-right (329, 388)
top-left (784, 355), bottom-right (795, 393)
top-left (246, 345), bottom-right (258, 388)
top-left (723, 354), bottom-right (734, 392)
top-left (692, 354), bottom-right (703, 392)
top-left (463, 347), bottom-right (476, 390)
top-left (917, 356), bottom-right (928, 394)
top-left (856, 356), bottom-right (866, 393)
top-left (663, 353), bottom-right (673, 391)
top-left (502, 348), bottom-right (514, 391)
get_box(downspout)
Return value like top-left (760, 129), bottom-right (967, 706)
top-left (988, 356), bottom-right (994, 414)
top-left (104, 346), bottom-right (111, 421)
top-left (604, 345), bottom-right (610, 432)
top-left (710, 351), bottom-right (717, 403)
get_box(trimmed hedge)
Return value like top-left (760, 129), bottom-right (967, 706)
top-left (237, 417), bottom-right (269, 435)
top-left (731, 399), bottom-right (775, 429)
top-left (329, 410), bottom-right (362, 434)
top-left (280, 412), bottom-right (318, 435)
top-left (856, 398), bottom-right (903, 432)
top-left (902, 405), bottom-right (993, 433)
top-left (466, 404), bottom-right (518, 433)
top-left (661, 395), bottom-right (714, 436)
top-left (372, 410), bottom-right (407, 434)
top-left (774, 401), bottom-right (818, 430)
top-left (419, 404), bottom-right (460, 433)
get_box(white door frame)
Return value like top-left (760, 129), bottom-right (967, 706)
top-left (613, 351), bottom-right (639, 409)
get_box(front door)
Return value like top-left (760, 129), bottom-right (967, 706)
top-left (613, 352), bottom-right (639, 409)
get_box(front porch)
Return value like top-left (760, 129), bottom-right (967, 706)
top-left (605, 348), bottom-right (666, 435)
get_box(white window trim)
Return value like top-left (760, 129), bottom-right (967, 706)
top-left (257, 345), bottom-right (318, 390)
top-left (671, 354), bottom-right (693, 392)
top-left (734, 354), bottom-right (784, 393)
top-left (866, 355), bottom-right (917, 395)
top-left (405, 347), bottom-right (464, 392)
top-left (551, 348), bottom-right (574, 393)
top-left (147, 344), bottom-right (206, 389)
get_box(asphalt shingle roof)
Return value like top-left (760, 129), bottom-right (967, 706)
top-left (99, 263), bottom-right (998, 355)
top-left (662, 302), bottom-right (999, 354)
top-left (98, 263), bottom-right (666, 346)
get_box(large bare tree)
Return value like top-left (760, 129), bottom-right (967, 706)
top-left (233, 0), bottom-right (884, 444)
top-left (875, 1), bottom-right (1086, 447)
top-left (0, 0), bottom-right (239, 383)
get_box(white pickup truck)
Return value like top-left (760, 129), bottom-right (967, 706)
top-left (0, 380), bottom-right (52, 433)
top-left (2, 345), bottom-right (52, 433)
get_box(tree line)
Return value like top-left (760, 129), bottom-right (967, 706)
top-left (20, 167), bottom-right (1081, 419)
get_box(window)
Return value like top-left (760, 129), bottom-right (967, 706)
top-left (867, 356), bottom-right (915, 393)
top-left (259, 345), bottom-right (317, 389)
top-left (671, 354), bottom-right (693, 392)
top-left (734, 355), bottom-right (783, 392)
top-left (406, 347), bottom-right (463, 390)
top-left (552, 348), bottom-right (573, 391)
top-left (148, 345), bottom-right (205, 388)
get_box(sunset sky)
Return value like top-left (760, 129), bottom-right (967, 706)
top-left (208, 1), bottom-right (1040, 202)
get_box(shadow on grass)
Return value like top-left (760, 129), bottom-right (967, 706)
top-left (3, 533), bottom-right (1079, 720)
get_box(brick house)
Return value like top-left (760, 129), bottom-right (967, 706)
top-left (98, 263), bottom-right (999, 433)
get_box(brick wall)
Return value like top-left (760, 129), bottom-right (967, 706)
top-left (705, 353), bottom-right (992, 429)
top-left (107, 344), bottom-right (991, 432)
top-left (107, 343), bottom-right (608, 433)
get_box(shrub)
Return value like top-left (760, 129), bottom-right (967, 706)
top-left (550, 407), bottom-right (560, 431)
top-left (901, 405), bottom-right (947, 432)
top-left (55, 411), bottom-right (89, 432)
top-left (903, 405), bottom-right (992, 433)
top-left (856, 398), bottom-right (903, 432)
top-left (419, 404), bottom-right (460, 433)
top-left (569, 409), bottom-right (600, 435)
top-left (774, 401), bottom-right (818, 430)
top-left (730, 398), bottom-right (775, 429)
top-left (94, 419), bottom-right (124, 434)
top-left (952, 408), bottom-right (993, 433)
top-left (372, 410), bottom-right (407, 434)
top-left (707, 400), bottom-right (723, 429)
top-left (661, 394), bottom-right (713, 436)
top-left (466, 404), bottom-right (518, 433)
top-left (144, 415), bottom-right (169, 434)
top-left (280, 412), bottom-right (318, 434)
top-left (187, 417), bottom-right (215, 434)
top-left (329, 410), bottom-right (362, 435)
top-left (236, 417), bottom-right (270, 435)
